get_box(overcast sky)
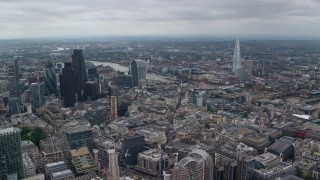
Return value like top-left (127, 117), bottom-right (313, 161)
top-left (1, 0), bottom-right (320, 39)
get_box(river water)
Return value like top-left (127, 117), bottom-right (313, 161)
top-left (90, 61), bottom-right (171, 82)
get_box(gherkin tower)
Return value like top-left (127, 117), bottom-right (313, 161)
top-left (44, 60), bottom-right (57, 96)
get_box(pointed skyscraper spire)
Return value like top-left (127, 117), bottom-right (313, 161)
top-left (232, 36), bottom-right (242, 75)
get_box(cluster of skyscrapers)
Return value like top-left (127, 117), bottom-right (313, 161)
top-left (60, 50), bottom-right (89, 107)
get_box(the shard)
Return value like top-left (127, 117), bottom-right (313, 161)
top-left (232, 36), bottom-right (242, 76)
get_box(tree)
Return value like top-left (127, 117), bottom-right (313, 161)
top-left (20, 126), bottom-right (30, 136)
top-left (304, 175), bottom-right (314, 180)
top-left (31, 128), bottom-right (46, 147)
top-left (295, 166), bottom-right (303, 178)
top-left (20, 127), bottom-right (46, 147)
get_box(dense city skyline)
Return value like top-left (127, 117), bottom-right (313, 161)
top-left (1, 0), bottom-right (320, 39)
top-left (0, 34), bottom-right (320, 179)
top-left (1, 1), bottom-right (320, 179)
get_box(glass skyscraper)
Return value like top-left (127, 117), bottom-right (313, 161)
top-left (0, 127), bottom-right (24, 179)
top-left (72, 49), bottom-right (87, 101)
top-left (130, 59), bottom-right (148, 87)
top-left (7, 60), bottom-right (20, 97)
top-left (61, 63), bottom-right (76, 107)
top-left (44, 60), bottom-right (57, 96)
top-left (31, 83), bottom-right (45, 109)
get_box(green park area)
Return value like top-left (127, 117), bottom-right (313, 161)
top-left (20, 126), bottom-right (46, 147)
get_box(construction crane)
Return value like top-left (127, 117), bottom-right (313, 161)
top-left (124, 149), bottom-right (130, 177)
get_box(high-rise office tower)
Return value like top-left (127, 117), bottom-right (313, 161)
top-left (31, 83), bottom-right (45, 109)
top-left (130, 59), bottom-right (148, 87)
top-left (44, 60), bottom-right (57, 96)
top-left (0, 128), bottom-right (24, 179)
top-left (7, 97), bottom-right (22, 115)
top-left (88, 67), bottom-right (98, 81)
top-left (110, 96), bottom-right (118, 120)
top-left (122, 135), bottom-right (145, 165)
top-left (61, 63), bottom-right (76, 107)
top-left (232, 36), bottom-right (242, 76)
top-left (83, 81), bottom-right (98, 101)
top-left (242, 58), bottom-right (253, 76)
top-left (72, 49), bottom-right (87, 101)
top-left (7, 60), bottom-right (20, 97)
top-left (107, 149), bottom-right (120, 179)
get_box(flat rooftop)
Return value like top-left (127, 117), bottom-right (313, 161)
top-left (254, 152), bottom-right (279, 166)
top-left (0, 127), bottom-right (20, 135)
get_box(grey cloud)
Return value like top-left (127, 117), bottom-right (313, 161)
top-left (0, 0), bottom-right (320, 38)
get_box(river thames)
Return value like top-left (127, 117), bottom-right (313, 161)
top-left (90, 61), bottom-right (171, 82)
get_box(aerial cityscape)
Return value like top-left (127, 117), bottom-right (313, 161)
top-left (1, 0), bottom-right (320, 180)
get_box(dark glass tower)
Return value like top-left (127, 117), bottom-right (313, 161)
top-left (7, 60), bottom-right (20, 97)
top-left (122, 135), bottom-right (145, 165)
top-left (44, 60), bottom-right (57, 96)
top-left (72, 49), bottom-right (87, 101)
top-left (83, 81), bottom-right (98, 101)
top-left (61, 63), bottom-right (76, 107)
top-left (130, 60), bottom-right (148, 87)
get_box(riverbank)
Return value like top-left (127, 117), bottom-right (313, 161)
top-left (89, 61), bottom-right (172, 82)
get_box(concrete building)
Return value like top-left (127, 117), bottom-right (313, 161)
top-left (42, 105), bottom-right (64, 126)
top-left (293, 156), bottom-right (317, 176)
top-left (107, 149), bottom-right (120, 180)
top-left (0, 127), bottom-right (24, 179)
top-left (313, 164), bottom-right (320, 180)
top-left (110, 95), bottom-right (118, 120)
top-left (97, 140), bottom-right (118, 168)
top-left (40, 135), bottom-right (66, 164)
top-left (64, 121), bottom-right (93, 151)
top-left (70, 147), bottom-right (97, 175)
top-left (22, 154), bottom-right (36, 178)
top-left (172, 149), bottom-right (213, 180)
top-left (265, 136), bottom-right (295, 162)
top-left (21, 173), bottom-right (45, 180)
top-left (50, 169), bottom-right (75, 180)
top-left (21, 140), bottom-right (39, 158)
top-left (213, 141), bottom-right (259, 180)
top-left (172, 156), bottom-right (204, 180)
top-left (136, 149), bottom-right (169, 176)
top-left (254, 162), bottom-right (295, 180)
top-left (44, 161), bottom-right (68, 178)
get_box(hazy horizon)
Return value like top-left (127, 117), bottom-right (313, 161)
top-left (1, 34), bottom-right (320, 41)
